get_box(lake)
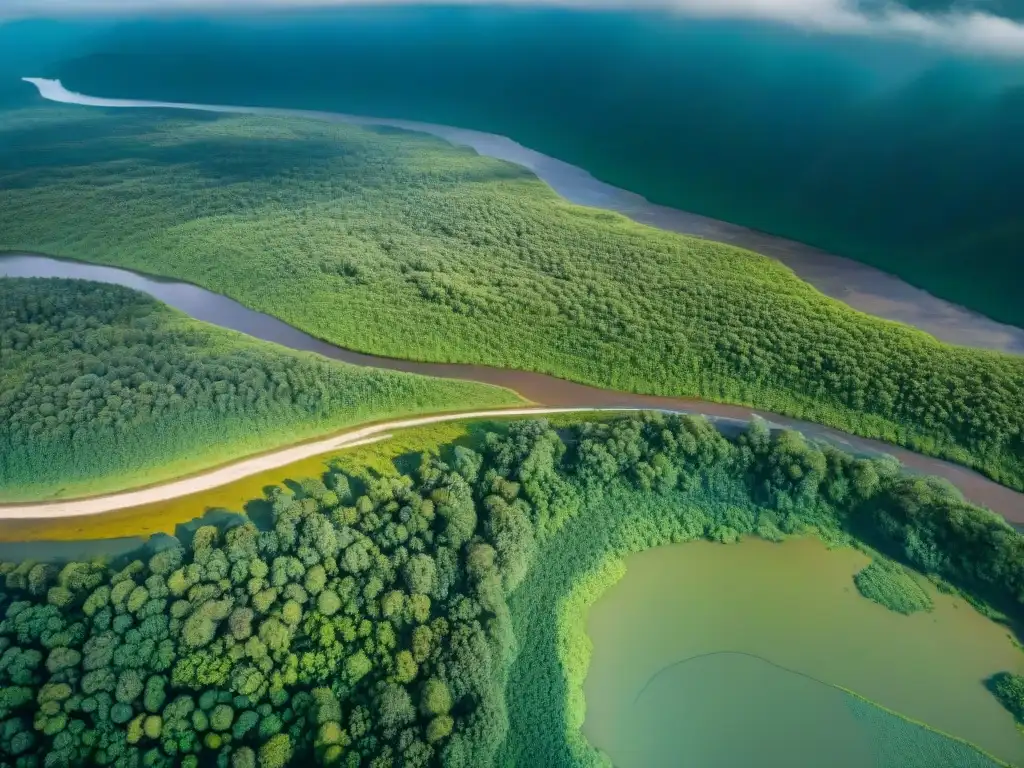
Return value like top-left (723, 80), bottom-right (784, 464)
top-left (583, 538), bottom-right (1024, 766)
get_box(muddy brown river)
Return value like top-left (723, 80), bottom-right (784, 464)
top-left (3, 252), bottom-right (1022, 524)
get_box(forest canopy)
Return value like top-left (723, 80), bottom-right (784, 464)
top-left (0, 277), bottom-right (518, 500)
top-left (1, 104), bottom-right (1022, 491)
top-left (1, 413), bottom-right (1020, 766)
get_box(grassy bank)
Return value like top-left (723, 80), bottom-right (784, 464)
top-left (1, 104), bottom-right (1023, 491)
top-left (0, 278), bottom-right (520, 501)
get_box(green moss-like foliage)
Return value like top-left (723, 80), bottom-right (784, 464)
top-left (854, 561), bottom-right (934, 615)
top-left (2, 105), bottom-right (1023, 490)
top-left (988, 672), bottom-right (1024, 724)
top-left (0, 278), bottom-right (519, 500)
top-left (0, 414), bottom-right (1019, 766)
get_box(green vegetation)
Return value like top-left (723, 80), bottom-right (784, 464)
top-left (989, 673), bottom-right (1024, 725)
top-left (2, 104), bottom-right (1022, 491)
top-left (854, 560), bottom-right (934, 615)
top-left (0, 278), bottom-right (519, 501)
top-left (498, 416), bottom-right (1022, 766)
top-left (2, 413), bottom-right (1020, 765)
top-left (48, 8), bottom-right (1024, 328)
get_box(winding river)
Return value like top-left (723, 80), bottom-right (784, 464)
top-left (21, 77), bottom-right (1024, 356)
top-left (3, 79), bottom-right (1023, 523)
top-left (3, 252), bottom-right (1023, 525)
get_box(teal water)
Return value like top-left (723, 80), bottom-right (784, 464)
top-left (8, 8), bottom-right (1021, 326)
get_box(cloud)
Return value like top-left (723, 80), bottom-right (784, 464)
top-left (4, 0), bottom-right (1024, 57)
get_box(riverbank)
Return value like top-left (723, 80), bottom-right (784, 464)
top-left (4, 254), bottom-right (1023, 523)
top-left (23, 77), bottom-right (1024, 355)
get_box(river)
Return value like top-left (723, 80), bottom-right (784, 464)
top-left (3, 252), bottom-right (1023, 525)
top-left (20, 77), bottom-right (1024, 356)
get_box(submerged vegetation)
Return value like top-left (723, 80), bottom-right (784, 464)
top-left (0, 278), bottom-right (518, 501)
top-left (1, 413), bottom-right (1020, 765)
top-left (853, 560), bottom-right (934, 615)
top-left (1, 104), bottom-right (1022, 491)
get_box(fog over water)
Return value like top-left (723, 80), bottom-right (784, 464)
top-left (6, 1), bottom-right (1024, 57)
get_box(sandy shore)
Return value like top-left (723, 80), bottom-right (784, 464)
top-left (22, 77), bottom-right (1024, 354)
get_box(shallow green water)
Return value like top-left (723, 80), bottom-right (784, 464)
top-left (583, 538), bottom-right (1024, 766)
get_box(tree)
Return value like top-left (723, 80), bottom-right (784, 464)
top-left (426, 714), bottom-right (454, 743)
top-left (403, 555), bottom-right (437, 596)
top-left (420, 678), bottom-right (452, 716)
top-left (316, 591), bottom-right (341, 617)
top-left (232, 746), bottom-right (257, 768)
top-left (394, 651), bottom-right (418, 685)
top-left (44, 647), bottom-right (81, 676)
top-left (345, 651), bottom-right (372, 685)
top-left (990, 672), bottom-right (1024, 723)
top-left (210, 704), bottom-right (234, 731)
top-left (259, 733), bottom-right (292, 768)
top-left (376, 684), bottom-right (414, 732)
top-left (115, 669), bottom-right (145, 704)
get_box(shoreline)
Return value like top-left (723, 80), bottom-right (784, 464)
top-left (21, 77), bottom-right (1024, 355)
top-left (4, 252), bottom-right (1024, 524)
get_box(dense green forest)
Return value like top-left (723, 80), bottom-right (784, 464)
top-left (2, 103), bottom-right (1023, 492)
top-left (32, 7), bottom-right (1024, 328)
top-left (0, 278), bottom-right (518, 501)
top-left (1, 413), bottom-right (1020, 765)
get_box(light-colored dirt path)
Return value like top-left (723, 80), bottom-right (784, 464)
top-left (0, 408), bottom-right (630, 519)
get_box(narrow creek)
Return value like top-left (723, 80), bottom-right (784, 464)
top-left (3, 252), bottom-right (1023, 524)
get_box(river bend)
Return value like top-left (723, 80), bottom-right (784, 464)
top-left (2, 253), bottom-right (1022, 524)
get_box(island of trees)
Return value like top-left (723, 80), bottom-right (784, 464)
top-left (1, 102), bottom-right (1022, 492)
top-left (2, 413), bottom-right (1020, 766)
top-left (0, 278), bottom-right (517, 501)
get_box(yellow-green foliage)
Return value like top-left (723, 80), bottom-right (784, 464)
top-left (556, 560), bottom-right (621, 768)
top-left (1, 105), bottom-right (1023, 489)
top-left (854, 560), bottom-right (934, 615)
top-left (0, 278), bottom-right (519, 500)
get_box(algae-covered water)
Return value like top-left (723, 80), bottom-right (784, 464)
top-left (583, 538), bottom-right (1024, 766)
